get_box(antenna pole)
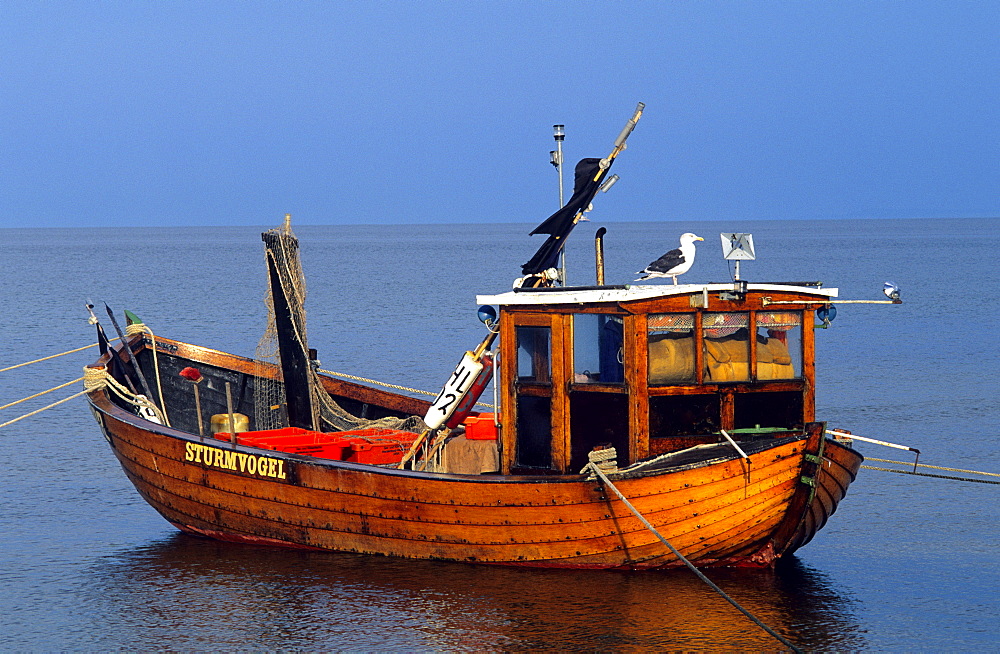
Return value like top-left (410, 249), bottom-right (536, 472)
top-left (552, 124), bottom-right (566, 284)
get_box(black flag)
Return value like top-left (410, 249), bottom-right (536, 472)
top-left (521, 157), bottom-right (608, 275)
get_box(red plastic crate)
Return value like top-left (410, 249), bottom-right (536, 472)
top-left (463, 413), bottom-right (497, 440)
top-left (235, 427), bottom-right (352, 460)
top-left (332, 428), bottom-right (420, 465)
top-left (223, 426), bottom-right (420, 464)
top-left (237, 427), bottom-right (324, 449)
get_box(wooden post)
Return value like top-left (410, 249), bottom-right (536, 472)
top-left (193, 383), bottom-right (204, 437)
top-left (225, 381), bottom-right (237, 445)
top-left (625, 314), bottom-right (649, 463)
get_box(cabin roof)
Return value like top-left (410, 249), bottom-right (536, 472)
top-left (477, 283), bottom-right (838, 307)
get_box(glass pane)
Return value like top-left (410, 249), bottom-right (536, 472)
top-left (516, 326), bottom-right (551, 382)
top-left (648, 313), bottom-right (695, 384)
top-left (516, 395), bottom-right (551, 468)
top-left (573, 314), bottom-right (624, 383)
top-left (756, 311), bottom-right (802, 379)
top-left (703, 313), bottom-right (750, 382)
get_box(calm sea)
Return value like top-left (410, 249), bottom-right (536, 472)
top-left (1, 218), bottom-right (997, 651)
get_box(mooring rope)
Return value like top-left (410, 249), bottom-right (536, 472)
top-left (0, 376), bottom-right (85, 412)
top-left (0, 339), bottom-right (119, 373)
top-left (0, 368), bottom-right (113, 430)
top-left (861, 464), bottom-right (1000, 485)
top-left (318, 367), bottom-right (496, 409)
top-left (587, 452), bottom-right (803, 654)
top-left (865, 457), bottom-right (1000, 479)
top-left (0, 387), bottom-right (92, 430)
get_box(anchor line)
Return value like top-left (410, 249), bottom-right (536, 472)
top-left (588, 460), bottom-right (803, 654)
top-left (861, 465), bottom-right (1000, 485)
top-left (864, 457), bottom-right (999, 478)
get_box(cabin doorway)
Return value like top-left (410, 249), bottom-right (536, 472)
top-left (512, 316), bottom-right (558, 471)
top-left (568, 313), bottom-right (629, 472)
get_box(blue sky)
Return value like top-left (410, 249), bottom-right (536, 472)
top-left (2, 1), bottom-right (997, 228)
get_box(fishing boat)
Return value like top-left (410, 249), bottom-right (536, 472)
top-left (84, 106), bottom-right (869, 569)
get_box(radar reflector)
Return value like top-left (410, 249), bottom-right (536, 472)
top-left (721, 233), bottom-right (756, 260)
top-left (720, 233), bottom-right (755, 281)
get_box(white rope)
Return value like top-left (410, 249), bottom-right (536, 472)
top-left (85, 366), bottom-right (168, 425)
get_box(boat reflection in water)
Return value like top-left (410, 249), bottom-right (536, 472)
top-left (80, 534), bottom-right (867, 651)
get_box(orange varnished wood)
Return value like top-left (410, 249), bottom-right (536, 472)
top-left (802, 310), bottom-right (817, 422)
top-left (551, 313), bottom-right (572, 472)
top-left (625, 313), bottom-right (649, 464)
top-left (90, 382), bottom-right (847, 568)
top-left (89, 280), bottom-right (861, 569)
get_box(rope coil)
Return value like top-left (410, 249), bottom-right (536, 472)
top-left (83, 365), bottom-right (167, 425)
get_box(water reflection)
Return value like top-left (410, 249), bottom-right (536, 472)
top-left (78, 534), bottom-right (867, 651)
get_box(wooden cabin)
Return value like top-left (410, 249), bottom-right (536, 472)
top-left (477, 282), bottom-right (837, 475)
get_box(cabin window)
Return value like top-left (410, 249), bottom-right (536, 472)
top-left (573, 314), bottom-right (624, 384)
top-left (649, 394), bottom-right (720, 437)
top-left (648, 313), bottom-right (696, 384)
top-left (517, 326), bottom-right (551, 383)
top-left (755, 312), bottom-right (802, 379)
top-left (702, 313), bottom-right (751, 382)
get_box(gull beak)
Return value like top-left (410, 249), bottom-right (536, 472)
top-left (695, 236), bottom-right (704, 241)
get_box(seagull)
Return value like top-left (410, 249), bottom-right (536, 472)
top-left (635, 233), bottom-right (704, 284)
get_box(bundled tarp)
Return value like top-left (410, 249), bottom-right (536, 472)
top-left (521, 103), bottom-right (644, 278)
top-left (521, 157), bottom-right (608, 276)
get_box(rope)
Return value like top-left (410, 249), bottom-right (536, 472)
top-left (0, 368), bottom-right (114, 429)
top-left (587, 454), bottom-right (803, 654)
top-left (865, 457), bottom-right (1000, 478)
top-left (0, 339), bottom-right (119, 373)
top-left (861, 465), bottom-right (1000, 485)
top-left (0, 388), bottom-right (91, 429)
top-left (317, 368), bottom-right (496, 409)
top-left (126, 323), bottom-right (170, 426)
top-left (84, 366), bottom-right (168, 425)
top-left (0, 376), bottom-right (85, 412)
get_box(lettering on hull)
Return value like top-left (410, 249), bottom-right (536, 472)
top-left (184, 442), bottom-right (287, 481)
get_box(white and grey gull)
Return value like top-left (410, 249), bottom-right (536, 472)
top-left (635, 232), bottom-right (704, 284)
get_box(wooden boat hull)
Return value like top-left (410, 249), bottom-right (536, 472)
top-left (87, 341), bottom-right (862, 569)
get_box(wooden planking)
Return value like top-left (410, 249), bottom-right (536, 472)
top-left (98, 395), bottom-right (814, 566)
top-left (88, 317), bottom-right (860, 568)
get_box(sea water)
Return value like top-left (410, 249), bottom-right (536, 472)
top-left (1, 218), bottom-right (997, 650)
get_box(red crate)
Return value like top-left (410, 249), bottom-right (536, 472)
top-left (463, 413), bottom-right (497, 440)
top-left (236, 427), bottom-right (352, 460)
top-left (225, 426), bottom-right (420, 464)
top-left (332, 429), bottom-right (420, 465)
top-left (237, 427), bottom-right (324, 449)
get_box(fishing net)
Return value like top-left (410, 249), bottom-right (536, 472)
top-left (252, 217), bottom-right (425, 434)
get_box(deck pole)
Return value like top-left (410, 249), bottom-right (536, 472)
top-left (193, 383), bottom-right (204, 437)
top-left (225, 382), bottom-right (237, 445)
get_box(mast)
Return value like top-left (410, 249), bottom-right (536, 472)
top-left (261, 218), bottom-right (315, 430)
